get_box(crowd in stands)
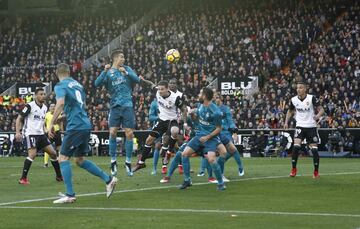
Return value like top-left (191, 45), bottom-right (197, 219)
top-left (0, 0), bottom-right (359, 135)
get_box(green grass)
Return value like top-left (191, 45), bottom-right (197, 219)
top-left (0, 156), bottom-right (360, 229)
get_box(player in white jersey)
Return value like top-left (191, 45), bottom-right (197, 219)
top-left (16, 88), bottom-right (63, 185)
top-left (133, 79), bottom-right (186, 172)
top-left (161, 78), bottom-right (186, 174)
top-left (284, 82), bottom-right (324, 178)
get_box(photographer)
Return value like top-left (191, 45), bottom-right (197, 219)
top-left (326, 127), bottom-right (344, 155)
top-left (343, 130), bottom-right (354, 153)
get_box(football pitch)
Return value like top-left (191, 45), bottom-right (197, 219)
top-left (0, 157), bottom-right (359, 229)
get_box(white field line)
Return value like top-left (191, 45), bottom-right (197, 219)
top-left (0, 206), bottom-right (360, 218)
top-left (0, 171), bottom-right (359, 207)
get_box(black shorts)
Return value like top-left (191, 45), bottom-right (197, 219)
top-left (294, 127), bottom-right (320, 144)
top-left (25, 134), bottom-right (51, 151)
top-left (48, 131), bottom-right (62, 147)
top-left (150, 119), bottom-right (179, 138)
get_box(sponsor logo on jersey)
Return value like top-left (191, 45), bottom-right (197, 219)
top-left (158, 100), bottom-right (172, 109)
top-left (199, 118), bottom-right (210, 126)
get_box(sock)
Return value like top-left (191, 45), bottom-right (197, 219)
top-left (109, 136), bottom-right (117, 161)
top-left (21, 157), bottom-right (33, 179)
top-left (292, 145), bottom-right (301, 169)
top-left (125, 139), bottom-right (133, 164)
top-left (161, 146), bottom-right (169, 165)
top-left (199, 157), bottom-right (206, 173)
top-left (139, 145), bottom-right (152, 163)
top-left (225, 152), bottom-right (232, 161)
top-left (168, 136), bottom-right (177, 153)
top-left (205, 159), bottom-right (213, 177)
top-left (210, 161), bottom-right (223, 184)
top-left (50, 159), bottom-right (62, 178)
top-left (232, 150), bottom-right (244, 171)
top-left (79, 160), bottom-right (111, 183)
top-left (60, 160), bottom-right (75, 196)
top-left (182, 156), bottom-right (191, 181)
top-left (44, 153), bottom-right (49, 165)
top-left (168, 151), bottom-right (181, 177)
top-left (311, 147), bottom-right (319, 171)
top-left (160, 146), bottom-right (168, 158)
top-left (153, 148), bottom-right (160, 171)
top-left (217, 156), bottom-right (226, 174)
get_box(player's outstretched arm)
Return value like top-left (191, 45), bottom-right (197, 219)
top-left (95, 64), bottom-right (110, 87)
top-left (139, 76), bottom-right (156, 89)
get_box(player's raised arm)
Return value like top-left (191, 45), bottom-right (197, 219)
top-left (284, 100), bottom-right (295, 129)
top-left (94, 64), bottom-right (110, 87)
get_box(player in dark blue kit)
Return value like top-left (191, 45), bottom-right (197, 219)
top-left (179, 88), bottom-right (226, 190)
top-left (95, 50), bottom-right (140, 177)
top-left (50, 63), bottom-right (117, 204)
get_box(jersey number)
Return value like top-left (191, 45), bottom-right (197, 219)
top-left (75, 90), bottom-right (84, 106)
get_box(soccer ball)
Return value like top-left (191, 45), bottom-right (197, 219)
top-left (166, 49), bottom-right (180, 63)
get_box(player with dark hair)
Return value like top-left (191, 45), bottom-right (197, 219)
top-left (95, 50), bottom-right (140, 177)
top-left (132, 79), bottom-right (186, 172)
top-left (16, 88), bottom-right (63, 185)
top-left (178, 87), bottom-right (226, 190)
top-left (284, 81), bottom-right (325, 178)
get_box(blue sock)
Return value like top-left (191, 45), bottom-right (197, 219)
top-left (153, 148), bottom-right (160, 172)
top-left (60, 160), bottom-right (74, 196)
top-left (125, 139), bottom-right (133, 163)
top-left (199, 157), bottom-right (206, 173)
top-left (79, 160), bottom-right (111, 183)
top-left (232, 150), bottom-right (244, 171)
top-left (168, 151), bottom-right (181, 177)
top-left (109, 136), bottom-right (117, 161)
top-left (205, 159), bottom-right (213, 177)
top-left (217, 156), bottom-right (226, 174)
top-left (182, 156), bottom-right (191, 182)
top-left (211, 161), bottom-right (223, 184)
top-left (225, 152), bottom-right (232, 161)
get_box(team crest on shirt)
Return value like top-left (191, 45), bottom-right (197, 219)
top-left (313, 136), bottom-right (318, 142)
top-left (306, 102), bottom-right (309, 106)
top-left (168, 101), bottom-right (172, 105)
